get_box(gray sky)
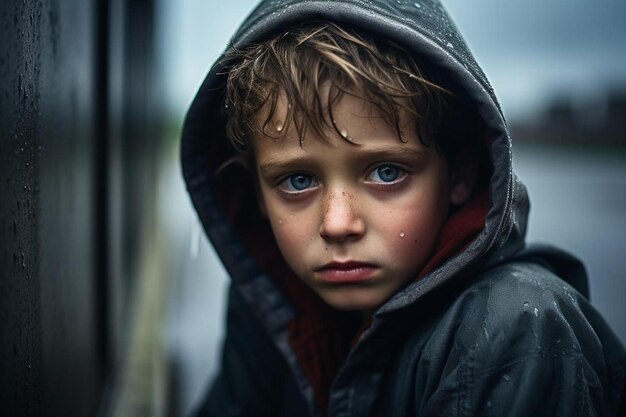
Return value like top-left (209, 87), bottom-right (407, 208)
top-left (157, 0), bottom-right (626, 122)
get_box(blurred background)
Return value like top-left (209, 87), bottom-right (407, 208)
top-left (1, 0), bottom-right (624, 416)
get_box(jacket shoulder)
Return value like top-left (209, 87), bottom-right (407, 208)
top-left (416, 260), bottom-right (626, 416)
top-left (451, 261), bottom-right (626, 372)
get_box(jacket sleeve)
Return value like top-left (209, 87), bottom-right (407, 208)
top-left (192, 284), bottom-right (289, 417)
top-left (420, 263), bottom-right (626, 417)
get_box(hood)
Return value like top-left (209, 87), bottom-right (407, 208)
top-left (182, 0), bottom-right (526, 307)
top-left (181, 0), bottom-right (533, 411)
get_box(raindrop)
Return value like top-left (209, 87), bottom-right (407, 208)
top-left (446, 42), bottom-right (454, 49)
top-left (523, 301), bottom-right (529, 307)
top-left (414, 2), bottom-right (421, 8)
top-left (339, 128), bottom-right (348, 138)
top-left (278, 219), bottom-right (283, 224)
top-left (534, 307), bottom-right (539, 316)
top-left (399, 232), bottom-right (405, 238)
top-left (502, 374), bottom-right (510, 382)
top-left (276, 122), bottom-right (284, 132)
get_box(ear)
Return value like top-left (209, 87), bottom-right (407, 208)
top-left (449, 153), bottom-right (478, 206)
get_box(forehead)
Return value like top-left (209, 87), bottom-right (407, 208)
top-left (251, 90), bottom-right (418, 152)
top-left (251, 93), bottom-right (432, 172)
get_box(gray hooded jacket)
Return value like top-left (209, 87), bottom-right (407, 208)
top-left (181, 1), bottom-right (626, 416)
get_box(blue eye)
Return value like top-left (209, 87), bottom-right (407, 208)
top-left (368, 164), bottom-right (403, 183)
top-left (280, 174), bottom-right (316, 192)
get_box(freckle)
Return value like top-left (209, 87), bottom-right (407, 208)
top-left (400, 232), bottom-right (405, 238)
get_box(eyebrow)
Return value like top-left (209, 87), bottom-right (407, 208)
top-left (258, 146), bottom-right (427, 173)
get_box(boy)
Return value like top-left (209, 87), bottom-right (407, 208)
top-left (182, 1), bottom-right (626, 416)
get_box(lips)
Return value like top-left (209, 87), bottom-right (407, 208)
top-left (314, 261), bottom-right (378, 283)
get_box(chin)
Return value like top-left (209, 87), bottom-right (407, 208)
top-left (317, 289), bottom-right (388, 313)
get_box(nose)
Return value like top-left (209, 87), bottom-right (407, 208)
top-left (319, 189), bottom-right (365, 243)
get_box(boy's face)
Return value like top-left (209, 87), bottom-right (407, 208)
top-left (253, 93), bottom-right (458, 313)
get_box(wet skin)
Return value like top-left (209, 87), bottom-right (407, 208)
top-left (253, 93), bottom-right (470, 313)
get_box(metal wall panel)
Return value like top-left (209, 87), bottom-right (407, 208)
top-left (0, 0), bottom-right (159, 415)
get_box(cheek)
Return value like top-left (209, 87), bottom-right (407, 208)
top-left (266, 206), bottom-right (317, 263)
top-left (378, 209), bottom-right (428, 253)
top-left (376, 194), bottom-right (447, 269)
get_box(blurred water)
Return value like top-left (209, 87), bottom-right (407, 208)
top-left (159, 145), bottom-right (229, 417)
top-left (514, 143), bottom-right (626, 344)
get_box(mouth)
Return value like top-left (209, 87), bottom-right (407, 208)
top-left (313, 261), bottom-right (379, 283)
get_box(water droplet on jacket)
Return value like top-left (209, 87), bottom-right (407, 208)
top-left (534, 307), bottom-right (538, 316)
top-left (414, 2), bottom-right (421, 8)
top-left (523, 301), bottom-right (529, 307)
top-left (446, 42), bottom-right (454, 49)
top-left (487, 401), bottom-right (492, 408)
top-left (502, 374), bottom-right (510, 382)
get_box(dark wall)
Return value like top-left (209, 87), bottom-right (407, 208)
top-left (0, 0), bottom-right (158, 415)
